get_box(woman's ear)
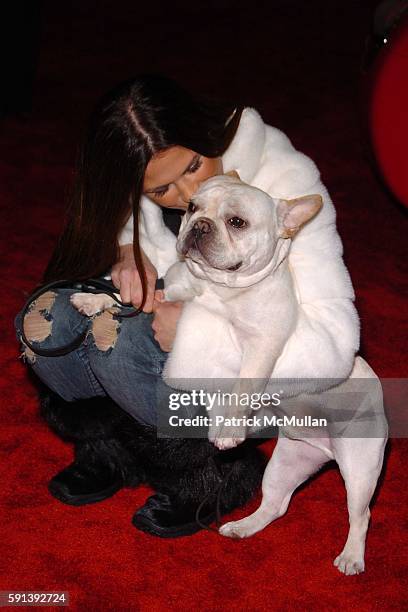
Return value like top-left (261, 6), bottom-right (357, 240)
top-left (277, 194), bottom-right (323, 238)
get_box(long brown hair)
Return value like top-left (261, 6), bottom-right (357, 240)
top-left (44, 75), bottom-right (243, 307)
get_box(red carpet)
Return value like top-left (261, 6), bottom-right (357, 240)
top-left (1, 1), bottom-right (407, 609)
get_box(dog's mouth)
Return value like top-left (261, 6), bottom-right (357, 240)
top-left (185, 252), bottom-right (243, 273)
top-left (180, 238), bottom-right (243, 272)
top-left (227, 261), bottom-right (243, 272)
top-left (179, 232), bottom-right (243, 272)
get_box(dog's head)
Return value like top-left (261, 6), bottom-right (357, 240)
top-left (177, 173), bottom-right (322, 283)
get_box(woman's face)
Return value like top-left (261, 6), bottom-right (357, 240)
top-left (143, 146), bottom-right (223, 210)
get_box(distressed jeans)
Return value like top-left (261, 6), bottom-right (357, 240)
top-left (14, 288), bottom-right (177, 427)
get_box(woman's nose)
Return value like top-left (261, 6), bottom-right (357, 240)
top-left (176, 176), bottom-right (199, 202)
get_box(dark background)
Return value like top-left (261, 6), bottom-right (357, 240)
top-left (0, 1), bottom-right (407, 609)
top-left (1, 1), bottom-right (382, 163)
top-left (2, 0), bottom-right (405, 372)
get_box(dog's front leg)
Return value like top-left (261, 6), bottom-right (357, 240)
top-left (209, 336), bottom-right (284, 450)
top-left (163, 261), bottom-right (201, 302)
top-left (208, 392), bottom-right (249, 451)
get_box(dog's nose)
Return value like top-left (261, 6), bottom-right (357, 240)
top-left (192, 218), bottom-right (213, 237)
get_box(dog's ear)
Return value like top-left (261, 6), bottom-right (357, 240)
top-left (225, 170), bottom-right (241, 180)
top-left (277, 194), bottom-right (323, 238)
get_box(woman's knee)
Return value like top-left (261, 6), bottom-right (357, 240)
top-left (87, 307), bottom-right (123, 353)
top-left (15, 291), bottom-right (55, 362)
top-left (87, 310), bottom-right (166, 375)
top-left (15, 289), bottom-right (90, 363)
top-left (88, 310), bottom-right (156, 356)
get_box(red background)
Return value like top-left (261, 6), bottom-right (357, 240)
top-left (0, 1), bottom-right (407, 610)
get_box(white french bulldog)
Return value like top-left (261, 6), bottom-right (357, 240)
top-left (71, 174), bottom-right (387, 574)
top-left (161, 174), bottom-right (323, 447)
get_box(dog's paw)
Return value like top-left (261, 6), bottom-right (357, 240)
top-left (208, 424), bottom-right (245, 450)
top-left (208, 417), bottom-right (246, 451)
top-left (70, 293), bottom-right (112, 316)
top-left (213, 437), bottom-right (245, 450)
top-left (219, 519), bottom-right (252, 539)
top-left (333, 551), bottom-right (365, 575)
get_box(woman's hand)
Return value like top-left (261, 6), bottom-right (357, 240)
top-left (111, 244), bottom-right (157, 313)
top-left (152, 290), bottom-right (183, 352)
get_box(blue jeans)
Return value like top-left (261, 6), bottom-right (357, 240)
top-left (15, 288), bottom-right (176, 427)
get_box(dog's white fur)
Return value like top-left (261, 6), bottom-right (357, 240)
top-left (218, 357), bottom-right (387, 576)
top-left (222, 425), bottom-right (387, 575)
top-left (72, 175), bottom-right (387, 575)
top-left (162, 176), bottom-right (388, 575)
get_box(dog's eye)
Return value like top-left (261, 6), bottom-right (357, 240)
top-left (188, 201), bottom-right (197, 213)
top-left (228, 217), bottom-right (246, 228)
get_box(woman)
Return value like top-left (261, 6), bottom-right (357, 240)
top-left (15, 74), bottom-right (359, 537)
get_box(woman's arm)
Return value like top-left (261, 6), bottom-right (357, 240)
top-left (152, 292), bottom-right (183, 352)
top-left (116, 197), bottom-right (182, 346)
top-left (111, 244), bottom-right (157, 313)
top-left (261, 138), bottom-right (360, 382)
top-left (112, 244), bottom-right (183, 349)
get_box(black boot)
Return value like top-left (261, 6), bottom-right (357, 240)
top-left (40, 391), bottom-right (147, 506)
top-left (48, 439), bottom-right (125, 506)
top-left (132, 435), bottom-right (265, 537)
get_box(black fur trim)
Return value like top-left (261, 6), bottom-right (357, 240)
top-left (39, 390), bottom-right (143, 441)
top-left (74, 438), bottom-right (147, 487)
top-left (39, 390), bottom-right (265, 505)
top-left (39, 390), bottom-right (147, 487)
top-left (139, 437), bottom-right (266, 512)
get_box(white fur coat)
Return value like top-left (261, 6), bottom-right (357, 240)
top-left (118, 108), bottom-right (360, 380)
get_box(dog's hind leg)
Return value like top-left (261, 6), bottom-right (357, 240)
top-left (220, 436), bottom-right (330, 539)
top-left (332, 436), bottom-right (387, 575)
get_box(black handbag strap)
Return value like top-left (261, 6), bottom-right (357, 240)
top-left (19, 277), bottom-right (163, 357)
